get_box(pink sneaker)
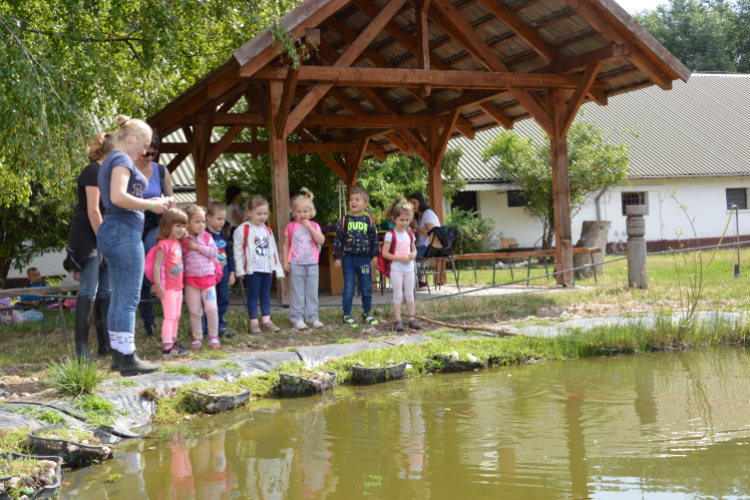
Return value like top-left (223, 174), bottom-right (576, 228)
top-left (209, 336), bottom-right (222, 349)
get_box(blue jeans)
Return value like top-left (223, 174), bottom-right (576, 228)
top-left (138, 227), bottom-right (158, 327)
top-left (342, 254), bottom-right (372, 317)
top-left (416, 246), bottom-right (428, 282)
top-left (78, 254), bottom-right (110, 300)
top-left (97, 221), bottom-right (144, 335)
top-left (203, 280), bottom-right (229, 333)
top-left (245, 273), bottom-right (272, 320)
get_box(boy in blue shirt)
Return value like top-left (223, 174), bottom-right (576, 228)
top-left (334, 188), bottom-right (380, 329)
top-left (203, 201), bottom-right (236, 338)
top-left (16, 268), bottom-right (52, 309)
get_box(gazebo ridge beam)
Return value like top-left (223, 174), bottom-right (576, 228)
top-left (159, 142), bottom-right (387, 154)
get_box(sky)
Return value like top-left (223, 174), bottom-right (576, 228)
top-left (615, 0), bottom-right (668, 14)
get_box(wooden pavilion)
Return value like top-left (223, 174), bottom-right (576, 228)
top-left (149, 0), bottom-right (689, 287)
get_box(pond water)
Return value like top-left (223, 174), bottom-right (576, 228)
top-left (63, 347), bottom-right (750, 499)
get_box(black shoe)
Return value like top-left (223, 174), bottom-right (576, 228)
top-left (119, 351), bottom-right (161, 376)
top-left (218, 329), bottom-right (234, 339)
top-left (162, 344), bottom-right (189, 356)
top-left (110, 350), bottom-right (122, 372)
top-left (74, 297), bottom-right (95, 363)
top-left (94, 297), bottom-right (111, 356)
top-left (144, 323), bottom-right (156, 338)
top-left (393, 320), bottom-right (405, 332)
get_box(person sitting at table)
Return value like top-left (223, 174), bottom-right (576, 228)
top-left (15, 268), bottom-right (56, 309)
top-left (408, 193), bottom-right (441, 289)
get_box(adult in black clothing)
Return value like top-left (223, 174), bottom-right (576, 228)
top-left (66, 132), bottom-right (113, 361)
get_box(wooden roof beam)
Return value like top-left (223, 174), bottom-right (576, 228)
top-left (160, 142), bottom-right (387, 154)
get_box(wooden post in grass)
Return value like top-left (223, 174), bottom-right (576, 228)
top-left (626, 205), bottom-right (648, 289)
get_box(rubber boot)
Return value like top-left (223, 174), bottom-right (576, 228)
top-left (110, 350), bottom-right (122, 372)
top-left (74, 297), bottom-right (95, 363)
top-left (119, 351), bottom-right (161, 377)
top-left (94, 297), bottom-right (111, 356)
top-left (144, 322), bottom-right (156, 338)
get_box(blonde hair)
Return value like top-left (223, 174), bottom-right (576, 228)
top-left (156, 209), bottom-right (189, 241)
top-left (182, 204), bottom-right (206, 225)
top-left (245, 195), bottom-right (269, 218)
top-left (107, 114), bottom-right (151, 147)
top-left (291, 187), bottom-right (316, 218)
top-left (87, 132), bottom-right (114, 162)
top-left (388, 197), bottom-right (414, 220)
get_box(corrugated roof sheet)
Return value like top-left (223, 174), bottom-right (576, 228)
top-left (450, 73), bottom-right (750, 181)
top-left (463, 182), bottom-right (522, 191)
top-left (161, 129), bottom-right (245, 189)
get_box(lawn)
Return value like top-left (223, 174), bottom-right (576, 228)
top-left (1, 247), bottom-right (748, 396)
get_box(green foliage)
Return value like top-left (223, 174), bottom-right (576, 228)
top-left (46, 358), bottom-right (104, 397)
top-left (635, 0), bottom-right (750, 72)
top-left (9, 406), bottom-right (66, 426)
top-left (0, 427), bottom-right (33, 454)
top-left (105, 473), bottom-right (123, 483)
top-left (74, 395), bottom-right (116, 427)
top-left (444, 209), bottom-right (497, 255)
top-left (358, 149), bottom-right (466, 219)
top-left (482, 117), bottom-right (632, 249)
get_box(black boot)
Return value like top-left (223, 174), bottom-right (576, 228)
top-left (119, 351), bottom-right (161, 377)
top-left (144, 322), bottom-right (156, 338)
top-left (94, 297), bottom-right (111, 356)
top-left (74, 297), bottom-right (95, 363)
top-left (110, 350), bottom-right (122, 372)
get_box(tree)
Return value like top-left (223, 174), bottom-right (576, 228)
top-left (635, 0), bottom-right (750, 72)
top-left (358, 149), bottom-right (466, 219)
top-left (481, 118), bottom-right (632, 249)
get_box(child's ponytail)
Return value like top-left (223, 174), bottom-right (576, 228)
top-left (291, 187), bottom-right (317, 218)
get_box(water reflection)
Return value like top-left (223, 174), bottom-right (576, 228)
top-left (63, 347), bottom-right (750, 499)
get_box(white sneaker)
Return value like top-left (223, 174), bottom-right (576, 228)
top-left (293, 321), bottom-right (308, 330)
top-left (312, 320), bottom-right (324, 329)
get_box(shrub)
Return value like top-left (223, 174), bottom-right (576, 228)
top-left (444, 208), bottom-right (497, 255)
top-left (46, 358), bottom-right (104, 397)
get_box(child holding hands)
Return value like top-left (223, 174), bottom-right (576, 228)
top-left (381, 198), bottom-right (422, 332)
top-left (234, 196), bottom-right (285, 333)
top-left (282, 188), bottom-right (325, 330)
top-left (204, 201), bottom-right (236, 339)
top-left (182, 205), bottom-right (222, 350)
top-left (152, 208), bottom-right (189, 355)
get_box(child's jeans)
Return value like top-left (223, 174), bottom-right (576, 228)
top-left (203, 280), bottom-right (229, 334)
top-left (342, 254), bottom-right (372, 317)
top-left (390, 269), bottom-right (415, 304)
top-left (161, 289), bottom-right (183, 344)
top-left (245, 273), bottom-right (272, 320)
top-left (290, 263), bottom-right (319, 323)
top-left (186, 285), bottom-right (218, 340)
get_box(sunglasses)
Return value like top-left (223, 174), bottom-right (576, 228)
top-left (142, 151), bottom-right (158, 158)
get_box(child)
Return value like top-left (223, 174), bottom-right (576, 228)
top-left (282, 188), bottom-right (325, 330)
top-left (152, 209), bottom-right (190, 356)
top-left (333, 188), bottom-right (380, 329)
top-left (182, 205), bottom-right (222, 350)
top-left (381, 198), bottom-right (421, 332)
top-left (233, 195), bottom-right (284, 333)
top-left (204, 201), bottom-right (236, 338)
top-left (61, 258), bottom-right (79, 285)
top-left (16, 268), bottom-right (52, 309)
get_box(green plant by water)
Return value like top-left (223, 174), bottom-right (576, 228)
top-left (46, 358), bottom-right (104, 397)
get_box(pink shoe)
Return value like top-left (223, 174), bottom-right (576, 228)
top-left (209, 336), bottom-right (222, 349)
top-left (190, 339), bottom-right (202, 350)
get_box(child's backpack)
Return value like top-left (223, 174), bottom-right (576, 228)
top-left (144, 241), bottom-right (170, 284)
top-left (203, 232), bottom-right (224, 281)
top-left (242, 224), bottom-right (276, 273)
top-left (378, 229), bottom-right (415, 279)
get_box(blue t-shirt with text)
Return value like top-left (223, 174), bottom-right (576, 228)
top-left (98, 150), bottom-right (147, 233)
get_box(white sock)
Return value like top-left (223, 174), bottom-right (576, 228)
top-left (116, 332), bottom-right (135, 355)
top-left (109, 331), bottom-right (121, 353)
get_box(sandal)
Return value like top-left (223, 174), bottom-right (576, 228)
top-left (250, 323), bottom-right (261, 334)
top-left (209, 336), bottom-right (222, 349)
top-left (190, 339), bottom-right (202, 350)
top-left (293, 321), bottom-right (308, 330)
top-left (263, 321), bottom-right (281, 333)
top-left (408, 319), bottom-right (422, 330)
top-left (393, 320), bottom-right (404, 332)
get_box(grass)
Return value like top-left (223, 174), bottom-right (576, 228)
top-left (74, 395), bottom-right (116, 427)
top-left (36, 427), bottom-right (100, 445)
top-left (0, 454), bottom-right (44, 484)
top-left (46, 358), bottom-right (104, 397)
top-left (6, 406), bottom-right (66, 426)
top-left (0, 427), bottom-right (33, 454)
top-left (105, 473), bottom-right (122, 483)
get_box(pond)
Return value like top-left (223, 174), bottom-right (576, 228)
top-left (62, 347), bottom-right (750, 499)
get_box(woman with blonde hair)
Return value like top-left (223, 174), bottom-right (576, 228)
top-left (97, 115), bottom-right (169, 376)
top-left (66, 132), bottom-right (114, 362)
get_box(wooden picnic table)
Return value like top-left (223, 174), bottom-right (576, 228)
top-left (0, 285), bottom-right (80, 337)
top-left (452, 247), bottom-right (601, 286)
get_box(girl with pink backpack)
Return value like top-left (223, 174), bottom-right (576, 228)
top-left (147, 209), bottom-right (189, 356)
top-left (182, 205), bottom-right (223, 349)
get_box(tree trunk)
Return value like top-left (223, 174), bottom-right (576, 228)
top-left (574, 221), bottom-right (611, 278)
top-left (0, 257), bottom-right (12, 284)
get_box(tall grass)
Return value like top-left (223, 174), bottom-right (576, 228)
top-left (46, 358), bottom-right (104, 397)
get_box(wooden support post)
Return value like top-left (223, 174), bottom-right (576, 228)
top-left (427, 127), bottom-right (444, 224)
top-left (626, 205), bottom-right (648, 289)
top-left (266, 80), bottom-right (291, 303)
top-left (549, 87), bottom-right (573, 286)
top-left (415, 0), bottom-right (431, 97)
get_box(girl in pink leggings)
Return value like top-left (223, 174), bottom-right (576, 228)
top-left (182, 205), bottom-right (222, 350)
top-left (381, 198), bottom-right (422, 332)
top-left (152, 209), bottom-right (189, 356)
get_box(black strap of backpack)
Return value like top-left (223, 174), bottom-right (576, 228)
top-left (158, 163), bottom-right (167, 196)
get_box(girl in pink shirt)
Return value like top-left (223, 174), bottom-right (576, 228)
top-left (182, 205), bottom-right (222, 350)
top-left (152, 209), bottom-right (189, 356)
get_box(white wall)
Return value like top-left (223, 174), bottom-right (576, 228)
top-left (7, 249), bottom-right (67, 279)
top-left (472, 176), bottom-right (750, 250)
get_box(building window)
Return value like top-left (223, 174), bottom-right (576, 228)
top-left (726, 188), bottom-right (747, 210)
top-left (507, 191), bottom-right (526, 207)
top-left (451, 191), bottom-right (478, 213)
top-left (621, 192), bottom-right (646, 215)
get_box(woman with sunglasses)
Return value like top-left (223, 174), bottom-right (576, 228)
top-left (134, 132), bottom-right (177, 338)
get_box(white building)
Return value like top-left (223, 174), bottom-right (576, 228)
top-left (448, 73), bottom-right (750, 252)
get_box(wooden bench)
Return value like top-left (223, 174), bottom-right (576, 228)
top-left (453, 247), bottom-right (601, 286)
top-left (0, 285), bottom-right (79, 337)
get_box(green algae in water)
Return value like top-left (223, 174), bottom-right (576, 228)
top-left (61, 347), bottom-right (750, 499)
